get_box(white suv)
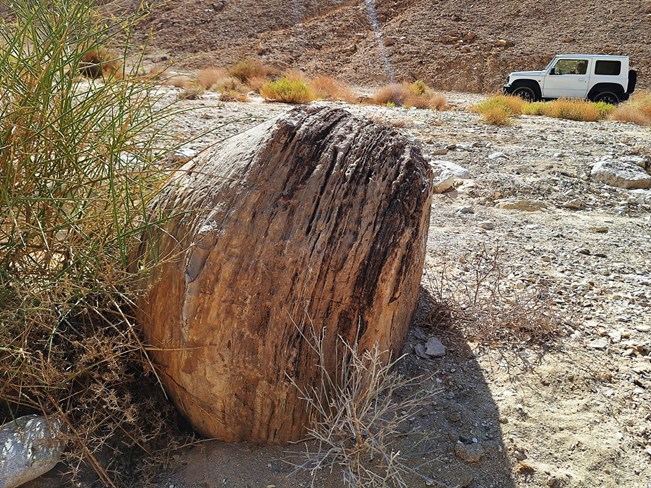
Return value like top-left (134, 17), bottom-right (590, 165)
top-left (503, 54), bottom-right (637, 104)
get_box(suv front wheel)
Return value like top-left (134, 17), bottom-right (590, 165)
top-left (592, 91), bottom-right (620, 104)
top-left (512, 86), bottom-right (538, 102)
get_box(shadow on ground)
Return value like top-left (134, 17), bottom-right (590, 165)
top-left (144, 285), bottom-right (515, 488)
top-left (23, 286), bottom-right (515, 488)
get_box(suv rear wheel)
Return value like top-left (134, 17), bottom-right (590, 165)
top-left (512, 86), bottom-right (538, 102)
top-left (592, 91), bottom-right (620, 104)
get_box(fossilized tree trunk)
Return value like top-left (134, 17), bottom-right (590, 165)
top-left (135, 106), bottom-right (433, 443)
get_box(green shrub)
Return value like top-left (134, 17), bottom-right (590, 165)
top-left (0, 0), bottom-right (182, 483)
top-left (480, 105), bottom-right (512, 125)
top-left (409, 79), bottom-right (429, 96)
top-left (259, 77), bottom-right (315, 104)
top-left (521, 101), bottom-right (552, 116)
top-left (472, 95), bottom-right (525, 116)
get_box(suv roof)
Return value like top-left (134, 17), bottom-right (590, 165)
top-left (552, 54), bottom-right (628, 59)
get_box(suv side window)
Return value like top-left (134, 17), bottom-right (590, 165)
top-left (552, 59), bottom-right (588, 75)
top-left (595, 60), bottom-right (621, 75)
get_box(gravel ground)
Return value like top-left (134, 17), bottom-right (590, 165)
top-left (142, 88), bottom-right (650, 488)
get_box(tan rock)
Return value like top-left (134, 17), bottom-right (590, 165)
top-left (134, 106), bottom-right (433, 443)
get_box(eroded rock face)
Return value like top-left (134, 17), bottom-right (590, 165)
top-left (0, 415), bottom-right (65, 488)
top-left (135, 106), bottom-right (433, 443)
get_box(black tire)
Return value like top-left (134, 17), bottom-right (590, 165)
top-left (592, 91), bottom-right (620, 105)
top-left (512, 86), bottom-right (537, 102)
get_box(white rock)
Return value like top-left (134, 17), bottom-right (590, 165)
top-left (430, 160), bottom-right (471, 193)
top-left (591, 159), bottom-right (651, 189)
top-left (0, 415), bottom-right (65, 488)
top-left (488, 151), bottom-right (508, 160)
top-left (430, 160), bottom-right (471, 179)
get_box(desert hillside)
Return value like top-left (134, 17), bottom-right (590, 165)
top-left (113, 0), bottom-right (651, 92)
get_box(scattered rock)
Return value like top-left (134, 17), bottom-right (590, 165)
top-left (414, 343), bottom-right (431, 359)
top-left (0, 415), bottom-right (65, 488)
top-left (562, 198), bottom-right (585, 210)
top-left (479, 221), bottom-right (494, 230)
top-left (589, 337), bottom-right (609, 349)
top-left (431, 160), bottom-right (471, 193)
top-left (591, 159), bottom-right (651, 189)
top-left (425, 337), bottom-right (447, 357)
top-left (591, 226), bottom-right (609, 233)
top-left (494, 39), bottom-right (514, 47)
top-left (454, 441), bottom-right (485, 463)
top-left (495, 198), bottom-right (547, 211)
top-left (488, 151), bottom-right (508, 160)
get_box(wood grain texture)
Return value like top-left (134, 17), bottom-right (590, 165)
top-left (135, 106), bottom-right (433, 443)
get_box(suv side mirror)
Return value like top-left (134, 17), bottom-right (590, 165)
top-left (550, 68), bottom-right (556, 75)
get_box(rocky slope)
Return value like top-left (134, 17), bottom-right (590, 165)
top-left (113, 0), bottom-right (651, 92)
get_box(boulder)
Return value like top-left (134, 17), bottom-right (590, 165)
top-left (134, 106), bottom-right (433, 443)
top-left (0, 415), bottom-right (65, 488)
top-left (591, 158), bottom-right (651, 189)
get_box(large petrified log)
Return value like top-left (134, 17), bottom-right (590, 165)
top-left (135, 106), bottom-right (433, 443)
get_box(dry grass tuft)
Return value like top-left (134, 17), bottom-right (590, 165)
top-left (547, 98), bottom-right (601, 121)
top-left (289, 326), bottom-right (438, 487)
top-left (426, 245), bottom-right (564, 347)
top-left (521, 101), bottom-right (552, 116)
top-left (309, 75), bottom-right (357, 103)
top-left (220, 90), bottom-right (249, 102)
top-left (480, 105), bottom-right (512, 125)
top-left (196, 67), bottom-right (227, 90)
top-left (79, 47), bottom-right (122, 79)
top-left (371, 81), bottom-right (446, 110)
top-left (229, 58), bottom-right (277, 84)
top-left (259, 77), bottom-right (315, 104)
top-left (610, 91), bottom-right (651, 126)
top-left (472, 94), bottom-right (525, 117)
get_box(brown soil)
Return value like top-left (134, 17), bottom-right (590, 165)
top-left (105, 0), bottom-right (651, 92)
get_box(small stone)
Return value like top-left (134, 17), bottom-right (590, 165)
top-left (635, 325), bottom-right (650, 332)
top-left (425, 337), bottom-right (447, 357)
top-left (454, 441), bottom-right (485, 463)
top-left (563, 198), bottom-right (585, 210)
top-left (608, 330), bottom-right (622, 343)
top-left (458, 206), bottom-right (474, 214)
top-left (414, 343), bottom-right (430, 359)
top-left (495, 198), bottom-right (547, 212)
top-left (589, 337), bottom-right (608, 349)
top-left (447, 411), bottom-right (462, 422)
top-left (577, 248), bottom-right (591, 255)
top-left (480, 221), bottom-right (494, 230)
top-left (591, 226), bottom-right (609, 233)
top-left (488, 151), bottom-right (508, 160)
